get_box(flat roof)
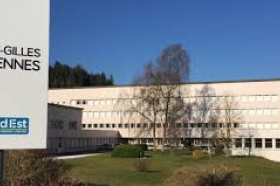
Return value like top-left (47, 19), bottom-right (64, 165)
top-left (48, 103), bottom-right (83, 110)
top-left (49, 78), bottom-right (280, 90)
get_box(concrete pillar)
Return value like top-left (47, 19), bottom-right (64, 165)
top-left (273, 138), bottom-right (276, 149)
top-left (252, 138), bottom-right (255, 149)
top-left (262, 138), bottom-right (265, 149)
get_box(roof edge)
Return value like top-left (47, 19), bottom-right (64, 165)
top-left (49, 78), bottom-right (280, 90)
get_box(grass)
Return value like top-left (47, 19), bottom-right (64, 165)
top-left (64, 151), bottom-right (280, 186)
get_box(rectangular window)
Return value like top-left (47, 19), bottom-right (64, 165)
top-left (245, 138), bottom-right (251, 148)
top-left (256, 96), bottom-right (263, 102)
top-left (235, 138), bottom-right (242, 148)
top-left (255, 138), bottom-right (262, 148)
top-left (241, 96), bottom-right (248, 102)
top-left (276, 139), bottom-right (280, 148)
top-left (82, 124), bottom-right (86, 129)
top-left (118, 124), bottom-right (123, 128)
top-left (68, 122), bottom-right (77, 130)
top-left (265, 139), bottom-right (272, 148)
top-left (233, 123), bottom-right (239, 128)
top-left (106, 124), bottom-right (110, 128)
top-left (272, 96), bottom-right (279, 102)
top-left (125, 124), bottom-right (129, 128)
top-left (157, 123), bottom-right (162, 128)
top-left (264, 96), bottom-right (271, 102)
top-left (112, 124), bottom-right (115, 128)
top-left (99, 124), bottom-right (104, 128)
top-left (94, 124), bottom-right (98, 128)
top-left (249, 96), bottom-right (256, 102)
top-left (93, 100), bottom-right (99, 105)
top-left (88, 124), bottom-right (92, 128)
top-left (211, 123), bottom-right (217, 128)
top-left (131, 124), bottom-right (134, 128)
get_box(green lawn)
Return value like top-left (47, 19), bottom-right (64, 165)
top-left (64, 151), bottom-right (280, 186)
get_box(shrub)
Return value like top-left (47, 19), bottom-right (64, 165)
top-left (112, 144), bottom-right (143, 158)
top-left (133, 158), bottom-right (150, 172)
top-left (164, 165), bottom-right (241, 186)
top-left (192, 150), bottom-right (209, 160)
top-left (4, 150), bottom-right (66, 186)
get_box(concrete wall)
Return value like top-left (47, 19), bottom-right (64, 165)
top-left (47, 104), bottom-right (120, 154)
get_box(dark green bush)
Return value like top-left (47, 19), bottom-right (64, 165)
top-left (112, 144), bottom-right (143, 158)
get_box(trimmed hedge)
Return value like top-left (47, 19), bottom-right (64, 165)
top-left (112, 144), bottom-right (144, 158)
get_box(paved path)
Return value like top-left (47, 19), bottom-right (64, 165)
top-left (54, 153), bottom-right (103, 160)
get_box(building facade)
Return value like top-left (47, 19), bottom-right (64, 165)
top-left (49, 79), bottom-right (280, 161)
top-left (47, 103), bottom-right (119, 154)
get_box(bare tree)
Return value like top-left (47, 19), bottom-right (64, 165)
top-left (131, 44), bottom-right (191, 151)
top-left (214, 94), bottom-right (242, 158)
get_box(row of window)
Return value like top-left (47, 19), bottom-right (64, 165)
top-left (82, 108), bottom-right (279, 118)
top-left (235, 138), bottom-right (280, 149)
top-left (82, 122), bottom-right (279, 130)
top-left (49, 120), bottom-right (78, 130)
top-left (72, 95), bottom-right (279, 106)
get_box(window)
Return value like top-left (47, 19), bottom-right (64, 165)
top-left (190, 123), bottom-right (195, 128)
top-left (88, 124), bottom-right (92, 128)
top-left (68, 122), bottom-right (77, 130)
top-left (265, 139), bottom-right (272, 148)
top-left (256, 96), bottom-right (263, 102)
top-left (249, 109), bottom-right (256, 116)
top-left (106, 124), bottom-right (110, 128)
top-left (99, 124), bottom-right (104, 128)
top-left (112, 124), bottom-right (116, 128)
top-left (93, 100), bottom-right (99, 105)
top-left (125, 124), bottom-right (129, 128)
top-left (82, 124), bottom-right (86, 129)
top-left (233, 123), bottom-right (239, 128)
top-left (211, 123), bottom-right (217, 128)
top-left (204, 123), bottom-right (209, 128)
top-left (276, 139), bottom-right (280, 148)
top-left (241, 96), bottom-right (248, 102)
top-left (219, 123), bottom-right (223, 128)
top-left (256, 123), bottom-right (263, 129)
top-left (197, 123), bottom-right (202, 128)
top-left (183, 123), bottom-right (188, 128)
top-left (77, 100), bottom-right (80, 105)
top-left (157, 123), bottom-right (162, 128)
top-left (256, 109), bottom-right (263, 116)
top-left (93, 112), bottom-right (99, 118)
top-left (82, 100), bottom-right (87, 105)
top-left (272, 96), bottom-right (279, 102)
top-left (249, 96), bottom-right (256, 102)
top-left (245, 138), bottom-right (251, 148)
top-left (137, 124), bottom-right (141, 128)
top-left (131, 124), bottom-right (134, 128)
top-left (100, 112), bottom-right (105, 117)
top-left (272, 109), bottom-right (278, 116)
top-left (271, 123), bottom-right (278, 129)
top-left (264, 96), bottom-right (271, 102)
top-left (248, 123), bottom-right (256, 129)
top-left (255, 138), bottom-right (262, 148)
top-left (176, 123), bottom-right (182, 128)
top-left (94, 124), bottom-right (98, 128)
top-left (118, 124), bottom-right (123, 128)
top-left (235, 139), bottom-right (242, 148)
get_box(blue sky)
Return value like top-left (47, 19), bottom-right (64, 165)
top-left (50, 0), bottom-right (280, 85)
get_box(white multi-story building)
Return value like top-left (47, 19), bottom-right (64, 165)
top-left (49, 79), bottom-right (280, 161)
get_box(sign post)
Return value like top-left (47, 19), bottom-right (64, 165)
top-left (0, 0), bottom-right (50, 184)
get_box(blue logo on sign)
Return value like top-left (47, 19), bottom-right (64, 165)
top-left (0, 117), bottom-right (29, 135)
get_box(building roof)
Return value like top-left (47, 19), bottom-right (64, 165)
top-left (48, 103), bottom-right (83, 110)
top-left (49, 78), bottom-right (280, 90)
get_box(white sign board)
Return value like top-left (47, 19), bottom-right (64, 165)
top-left (0, 0), bottom-right (49, 149)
